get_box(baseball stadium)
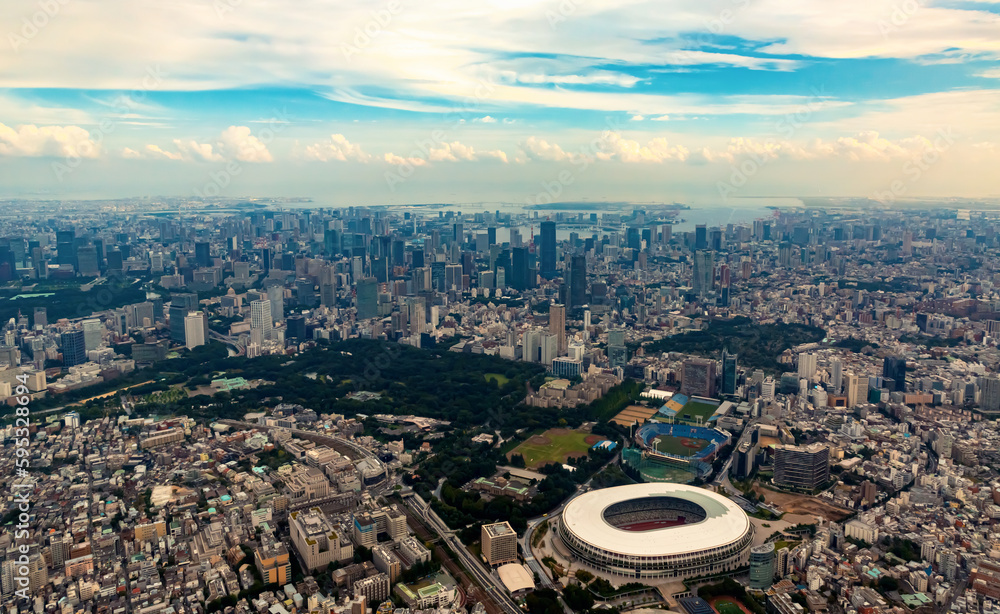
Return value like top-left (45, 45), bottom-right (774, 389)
top-left (635, 423), bottom-right (730, 464)
top-left (558, 483), bottom-right (754, 580)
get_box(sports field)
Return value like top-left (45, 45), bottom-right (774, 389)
top-left (652, 435), bottom-right (711, 457)
top-left (508, 427), bottom-right (606, 469)
top-left (712, 597), bottom-right (751, 614)
top-left (678, 398), bottom-right (720, 424)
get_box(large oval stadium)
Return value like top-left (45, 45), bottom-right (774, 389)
top-left (557, 483), bottom-right (753, 580)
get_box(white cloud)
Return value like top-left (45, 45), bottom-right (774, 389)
top-left (978, 68), bottom-right (1000, 79)
top-left (596, 133), bottom-right (690, 163)
top-left (475, 116), bottom-right (497, 123)
top-left (631, 115), bottom-right (644, 121)
top-left (0, 123), bottom-right (101, 158)
top-left (121, 147), bottom-right (142, 159)
top-left (519, 136), bottom-right (580, 162)
top-left (218, 125), bottom-right (272, 163)
top-left (303, 134), bottom-right (371, 162)
top-left (384, 153), bottom-right (428, 166)
top-left (427, 141), bottom-right (508, 163)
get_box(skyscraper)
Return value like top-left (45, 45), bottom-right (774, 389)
top-left (265, 281), bottom-right (284, 323)
top-left (195, 241), bottom-right (211, 268)
top-left (356, 277), bottom-right (378, 320)
top-left (681, 358), bottom-right (717, 399)
top-left (250, 299), bottom-right (273, 341)
top-left (692, 250), bottom-right (714, 297)
top-left (569, 254), bottom-right (587, 308)
top-left (980, 375), bottom-right (1000, 414)
top-left (721, 348), bottom-right (738, 395)
top-left (831, 359), bottom-right (843, 394)
top-left (797, 353), bottom-right (817, 380)
top-left (184, 311), bottom-right (206, 349)
top-left (882, 356), bottom-right (906, 392)
top-left (774, 443), bottom-right (830, 491)
top-left (540, 220), bottom-right (556, 279)
top-left (695, 224), bottom-right (707, 250)
top-left (169, 293), bottom-right (199, 344)
top-left (748, 543), bottom-right (776, 590)
top-left (82, 318), bottom-right (103, 351)
top-left (61, 329), bottom-right (87, 367)
top-left (549, 303), bottom-right (566, 356)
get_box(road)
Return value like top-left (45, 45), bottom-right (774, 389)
top-left (404, 494), bottom-right (523, 614)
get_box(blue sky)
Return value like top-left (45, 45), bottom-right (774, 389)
top-left (1, 0), bottom-right (998, 204)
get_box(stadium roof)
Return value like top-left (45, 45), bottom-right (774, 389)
top-left (497, 563), bottom-right (535, 593)
top-left (561, 483), bottom-right (750, 557)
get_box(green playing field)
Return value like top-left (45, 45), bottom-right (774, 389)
top-left (652, 435), bottom-right (711, 457)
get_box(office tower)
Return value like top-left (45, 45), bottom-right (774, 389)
top-left (452, 221), bottom-right (464, 244)
top-left (692, 250), bottom-right (713, 297)
top-left (980, 376), bottom-right (1000, 413)
top-left (481, 522), bottom-right (518, 567)
top-left (169, 293), bottom-right (199, 344)
top-left (882, 356), bottom-right (906, 392)
top-left (106, 249), bottom-right (124, 272)
top-left (250, 299), bottom-right (273, 341)
top-left (32, 307), bottom-right (46, 328)
top-left (831, 359), bottom-right (843, 394)
top-left (778, 242), bottom-right (792, 268)
top-left (523, 330), bottom-right (541, 363)
top-left (695, 224), bottom-right (707, 250)
top-left (320, 283), bottom-right (336, 307)
top-left (296, 278), bottom-right (316, 307)
top-left (61, 329), bottom-right (87, 366)
top-left (184, 311), bottom-right (206, 349)
top-left (82, 318), bottom-right (103, 351)
top-left (540, 220), bottom-right (556, 279)
top-left (660, 224), bottom-right (672, 244)
top-left (56, 229), bottom-right (76, 269)
top-left (286, 314), bottom-right (307, 340)
top-left (773, 443), bottom-right (830, 490)
top-left (721, 348), bottom-right (738, 395)
top-left (540, 334), bottom-right (558, 366)
top-left (710, 228), bottom-right (723, 251)
top-left (748, 542), bottom-right (776, 589)
top-left (845, 373), bottom-right (863, 408)
top-left (569, 254), bottom-right (587, 308)
top-left (76, 245), bottom-right (100, 276)
top-left (607, 329), bottom-right (627, 369)
top-left (265, 281), bottom-right (284, 323)
top-left (407, 297), bottom-right (426, 335)
top-left (734, 441), bottom-right (755, 480)
top-left (487, 226), bottom-right (497, 245)
top-left (797, 353), bottom-right (817, 380)
top-left (195, 241), bottom-right (211, 267)
top-left (549, 303), bottom-right (566, 355)
top-left (902, 231), bottom-right (913, 257)
top-left (761, 376), bottom-right (775, 400)
top-left (511, 247), bottom-right (529, 291)
top-left (356, 277), bottom-right (378, 320)
top-left (681, 358), bottom-right (717, 399)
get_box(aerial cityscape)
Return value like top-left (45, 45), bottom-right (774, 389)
top-left (2, 2), bottom-right (1000, 614)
